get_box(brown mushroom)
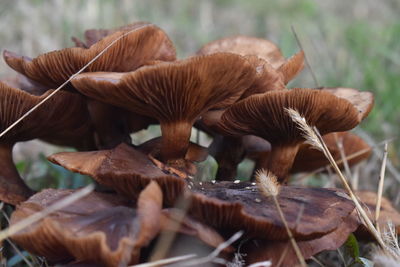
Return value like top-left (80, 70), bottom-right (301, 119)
top-left (291, 131), bottom-right (371, 174)
top-left (0, 82), bottom-right (93, 205)
top-left (10, 182), bottom-right (162, 267)
top-left (217, 88), bottom-right (373, 182)
top-left (71, 22), bottom-right (150, 48)
top-left (48, 143), bottom-right (186, 206)
top-left (71, 53), bottom-right (256, 173)
top-left (243, 214), bottom-right (359, 266)
top-left (197, 35), bottom-right (286, 68)
top-left (197, 35), bottom-right (304, 85)
top-left (3, 24), bottom-right (176, 149)
top-left (3, 24), bottom-right (176, 89)
top-left (188, 181), bottom-right (356, 241)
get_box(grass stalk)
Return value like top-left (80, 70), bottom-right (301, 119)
top-left (256, 170), bottom-right (307, 267)
top-left (375, 142), bottom-right (388, 233)
top-left (286, 108), bottom-right (386, 249)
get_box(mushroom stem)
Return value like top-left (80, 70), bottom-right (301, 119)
top-left (160, 121), bottom-right (192, 164)
top-left (257, 143), bottom-right (300, 183)
top-left (0, 144), bottom-right (34, 205)
top-left (213, 136), bottom-right (246, 181)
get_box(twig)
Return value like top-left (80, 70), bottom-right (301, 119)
top-left (375, 142), bottom-right (388, 233)
top-left (0, 184), bottom-right (94, 242)
top-left (0, 25), bottom-right (150, 139)
top-left (129, 254), bottom-right (196, 267)
top-left (291, 25), bottom-right (320, 87)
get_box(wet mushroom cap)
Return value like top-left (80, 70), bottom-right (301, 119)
top-left (48, 143), bottom-right (186, 206)
top-left (3, 24), bottom-right (176, 88)
top-left (71, 52), bottom-right (256, 123)
top-left (291, 131), bottom-right (371, 173)
top-left (243, 214), bottom-right (359, 266)
top-left (10, 182), bottom-right (163, 267)
top-left (218, 88), bottom-right (365, 144)
top-left (187, 181), bottom-right (355, 240)
top-left (197, 35), bottom-right (286, 68)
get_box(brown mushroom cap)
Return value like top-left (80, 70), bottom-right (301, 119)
top-left (322, 87), bottom-right (374, 121)
top-left (72, 22), bottom-right (150, 48)
top-left (0, 82), bottom-right (93, 205)
top-left (218, 88), bottom-right (365, 143)
top-left (71, 53), bottom-right (255, 165)
top-left (10, 182), bottom-right (162, 267)
top-left (240, 55), bottom-right (286, 99)
top-left (72, 53), bottom-right (255, 122)
top-left (3, 24), bottom-right (176, 88)
top-left (291, 132), bottom-right (371, 174)
top-left (0, 82), bottom-right (91, 144)
top-left (355, 191), bottom-right (400, 239)
top-left (48, 143), bottom-right (186, 206)
top-left (197, 36), bottom-right (304, 86)
top-left (217, 88), bottom-right (371, 180)
top-left (243, 214), bottom-right (359, 266)
top-left (197, 35), bottom-right (285, 68)
top-left (188, 181), bottom-right (355, 241)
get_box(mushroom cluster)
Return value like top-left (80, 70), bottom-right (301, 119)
top-left (1, 22), bottom-right (398, 266)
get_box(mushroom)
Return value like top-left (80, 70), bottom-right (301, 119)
top-left (48, 143), bottom-right (187, 206)
top-left (197, 35), bottom-right (286, 68)
top-left (71, 53), bottom-right (256, 174)
top-left (291, 131), bottom-right (371, 174)
top-left (0, 82), bottom-right (93, 205)
top-left (242, 214), bottom-right (359, 266)
top-left (10, 182), bottom-right (163, 266)
top-left (11, 182), bottom-right (229, 266)
top-left (197, 35), bottom-right (305, 84)
top-left (217, 88), bottom-right (373, 182)
top-left (3, 23), bottom-right (176, 149)
top-left (3, 24), bottom-right (176, 89)
top-left (188, 181), bottom-right (356, 241)
top-left (71, 21), bottom-right (151, 48)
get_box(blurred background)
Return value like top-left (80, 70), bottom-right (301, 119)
top-left (0, 0), bottom-right (399, 196)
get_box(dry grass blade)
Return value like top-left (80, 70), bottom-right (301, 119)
top-left (129, 254), bottom-right (197, 267)
top-left (0, 25), bottom-right (151, 139)
top-left (247, 261), bottom-right (272, 267)
top-left (333, 133), bottom-right (352, 179)
top-left (296, 138), bottom-right (393, 183)
top-left (0, 184), bottom-right (94, 242)
top-left (255, 169), bottom-right (307, 267)
top-left (291, 25), bottom-right (319, 87)
top-left (375, 142), bottom-right (389, 233)
top-left (286, 108), bottom-right (387, 249)
top-left (149, 195), bottom-right (190, 261)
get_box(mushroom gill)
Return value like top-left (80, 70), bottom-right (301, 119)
top-left (217, 88), bottom-right (373, 182)
top-left (0, 82), bottom-right (93, 205)
top-left (71, 53), bottom-right (256, 173)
